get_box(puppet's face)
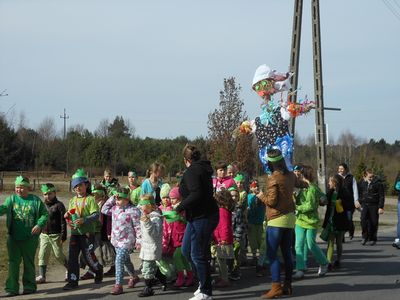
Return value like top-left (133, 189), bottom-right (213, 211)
top-left (253, 79), bottom-right (275, 101)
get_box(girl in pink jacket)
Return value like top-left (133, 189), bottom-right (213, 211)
top-left (166, 187), bottom-right (194, 287)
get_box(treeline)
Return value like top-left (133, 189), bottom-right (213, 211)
top-left (1, 77), bottom-right (399, 195)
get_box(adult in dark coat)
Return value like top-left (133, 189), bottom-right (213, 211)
top-left (176, 144), bottom-right (219, 300)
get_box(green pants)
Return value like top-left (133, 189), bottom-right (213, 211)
top-left (295, 225), bottom-right (328, 270)
top-left (6, 236), bottom-right (39, 294)
top-left (142, 260), bottom-right (157, 280)
top-left (173, 247), bottom-right (191, 272)
top-left (38, 233), bottom-right (67, 267)
top-left (248, 224), bottom-right (263, 255)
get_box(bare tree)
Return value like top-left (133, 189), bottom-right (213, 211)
top-left (95, 118), bottom-right (110, 137)
top-left (37, 117), bottom-right (57, 142)
top-left (207, 77), bottom-right (247, 163)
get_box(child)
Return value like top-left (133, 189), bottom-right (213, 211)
top-left (213, 161), bottom-right (235, 192)
top-left (80, 184), bottom-right (114, 280)
top-left (247, 180), bottom-right (265, 269)
top-left (0, 176), bottom-right (48, 297)
top-left (293, 166), bottom-right (329, 280)
top-left (101, 187), bottom-right (141, 295)
top-left (101, 168), bottom-right (120, 197)
top-left (141, 162), bottom-right (165, 206)
top-left (94, 184), bottom-right (116, 278)
top-left (127, 170), bottom-right (141, 206)
top-left (233, 174), bottom-right (248, 265)
top-left (229, 185), bottom-right (247, 280)
top-left (213, 190), bottom-right (235, 288)
top-left (36, 183), bottom-right (68, 284)
top-left (63, 169), bottom-right (103, 290)
top-left (322, 175), bottom-right (349, 269)
top-left (138, 194), bottom-right (165, 297)
top-left (166, 187), bottom-right (194, 287)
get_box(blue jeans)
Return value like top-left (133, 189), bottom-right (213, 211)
top-left (182, 213), bottom-right (219, 296)
top-left (266, 226), bottom-right (293, 283)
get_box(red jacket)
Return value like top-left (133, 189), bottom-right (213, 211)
top-left (160, 205), bottom-right (174, 256)
top-left (171, 212), bottom-right (187, 248)
top-left (213, 207), bottom-right (233, 245)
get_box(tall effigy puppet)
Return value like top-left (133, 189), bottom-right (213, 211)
top-left (238, 64), bottom-right (314, 174)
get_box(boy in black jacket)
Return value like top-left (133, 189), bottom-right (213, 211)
top-left (356, 170), bottom-right (385, 246)
top-left (36, 183), bottom-right (68, 283)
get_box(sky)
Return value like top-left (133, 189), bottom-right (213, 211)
top-left (0, 0), bottom-right (399, 143)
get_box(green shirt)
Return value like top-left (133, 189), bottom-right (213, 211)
top-left (0, 194), bottom-right (48, 240)
top-left (267, 212), bottom-right (296, 228)
top-left (128, 186), bottom-right (141, 206)
top-left (68, 195), bottom-right (99, 235)
top-left (295, 183), bottom-right (324, 229)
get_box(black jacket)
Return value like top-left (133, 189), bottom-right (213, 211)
top-left (341, 173), bottom-right (356, 211)
top-left (323, 189), bottom-right (349, 231)
top-left (42, 198), bottom-right (67, 241)
top-left (358, 177), bottom-right (385, 208)
top-left (177, 160), bottom-right (218, 221)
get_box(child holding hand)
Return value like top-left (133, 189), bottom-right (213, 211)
top-left (101, 187), bottom-right (141, 295)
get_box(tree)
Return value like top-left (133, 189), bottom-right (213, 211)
top-left (207, 77), bottom-right (247, 163)
top-left (0, 116), bottom-right (19, 169)
top-left (108, 116), bottom-right (130, 139)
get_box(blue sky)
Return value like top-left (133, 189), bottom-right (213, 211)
top-left (0, 0), bottom-right (399, 143)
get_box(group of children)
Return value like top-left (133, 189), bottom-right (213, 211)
top-left (0, 160), bottom-right (374, 298)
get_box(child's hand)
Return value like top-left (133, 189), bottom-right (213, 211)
top-left (378, 208), bottom-right (384, 214)
top-left (74, 218), bottom-right (84, 226)
top-left (64, 211), bottom-right (71, 219)
top-left (31, 225), bottom-right (42, 235)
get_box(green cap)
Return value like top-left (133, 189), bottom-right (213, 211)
top-left (234, 173), bottom-right (244, 182)
top-left (15, 175), bottom-right (30, 187)
top-left (228, 185), bottom-right (238, 192)
top-left (72, 168), bottom-right (87, 180)
top-left (41, 183), bottom-right (56, 194)
top-left (138, 199), bottom-right (155, 206)
top-left (115, 192), bottom-right (129, 199)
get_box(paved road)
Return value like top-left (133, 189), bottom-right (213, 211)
top-left (2, 228), bottom-right (399, 300)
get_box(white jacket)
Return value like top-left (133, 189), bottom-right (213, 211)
top-left (139, 210), bottom-right (163, 261)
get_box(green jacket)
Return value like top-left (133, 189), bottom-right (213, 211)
top-left (295, 183), bottom-right (324, 229)
top-left (0, 194), bottom-right (49, 240)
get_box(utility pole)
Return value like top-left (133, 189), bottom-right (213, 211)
top-left (60, 108), bottom-right (69, 140)
top-left (311, 0), bottom-right (327, 193)
top-left (288, 0), bottom-right (303, 137)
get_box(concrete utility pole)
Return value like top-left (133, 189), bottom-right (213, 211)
top-left (288, 0), bottom-right (342, 192)
top-left (311, 0), bottom-right (327, 193)
top-left (288, 0), bottom-right (303, 137)
top-left (60, 108), bottom-right (69, 140)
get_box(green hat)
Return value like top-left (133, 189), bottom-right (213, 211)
top-left (71, 168), bottom-right (88, 188)
top-left (115, 191), bottom-right (129, 199)
top-left (15, 175), bottom-right (30, 187)
top-left (228, 185), bottom-right (238, 192)
top-left (267, 155), bottom-right (283, 162)
top-left (160, 183), bottom-right (171, 198)
top-left (138, 198), bottom-right (155, 206)
top-left (41, 183), bottom-right (56, 194)
top-left (128, 170), bottom-right (137, 177)
top-left (91, 185), bottom-right (105, 196)
top-left (234, 173), bottom-right (244, 182)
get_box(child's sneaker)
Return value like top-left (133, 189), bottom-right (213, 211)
top-left (138, 286), bottom-right (154, 297)
top-left (214, 278), bottom-right (230, 288)
top-left (228, 270), bottom-right (241, 281)
top-left (111, 284), bottom-right (123, 295)
top-left (318, 264), bottom-right (328, 277)
top-left (128, 276), bottom-right (140, 288)
top-left (63, 281), bottom-right (78, 290)
top-left (393, 238), bottom-right (400, 249)
top-left (174, 271), bottom-right (185, 287)
top-left (36, 275), bottom-right (46, 284)
top-left (80, 271), bottom-right (94, 280)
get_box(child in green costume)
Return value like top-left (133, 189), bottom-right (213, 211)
top-left (63, 169), bottom-right (104, 290)
top-left (127, 170), bottom-right (141, 206)
top-left (0, 176), bottom-right (48, 297)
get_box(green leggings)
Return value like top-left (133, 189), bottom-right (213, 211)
top-left (327, 231), bottom-right (344, 263)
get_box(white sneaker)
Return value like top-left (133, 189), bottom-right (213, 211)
top-left (35, 275), bottom-right (46, 284)
top-left (292, 270), bottom-right (304, 279)
top-left (318, 264), bottom-right (328, 277)
top-left (393, 239), bottom-right (400, 249)
top-left (193, 285), bottom-right (200, 296)
top-left (189, 293), bottom-right (213, 300)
